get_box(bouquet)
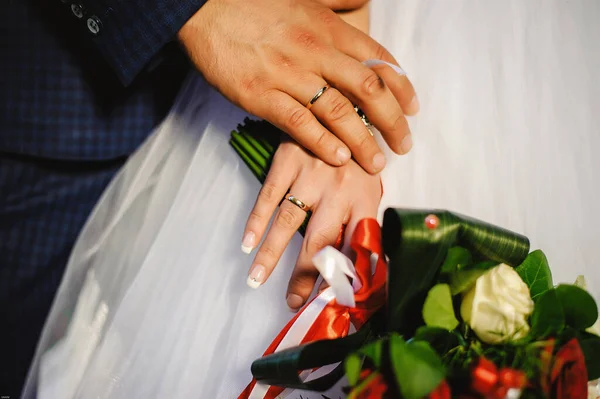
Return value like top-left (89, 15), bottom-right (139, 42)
top-left (230, 120), bottom-right (600, 399)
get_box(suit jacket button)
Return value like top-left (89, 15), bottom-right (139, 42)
top-left (86, 16), bottom-right (103, 36)
top-left (71, 4), bottom-right (85, 19)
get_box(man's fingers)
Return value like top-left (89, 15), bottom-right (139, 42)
top-left (321, 54), bottom-right (412, 155)
top-left (333, 22), bottom-right (399, 66)
top-left (286, 197), bottom-right (349, 310)
top-left (284, 79), bottom-right (385, 174)
top-left (368, 62), bottom-right (419, 116)
top-left (255, 90), bottom-right (351, 167)
top-left (247, 189), bottom-right (315, 289)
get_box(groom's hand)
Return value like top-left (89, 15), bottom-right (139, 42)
top-left (178, 0), bottom-right (418, 175)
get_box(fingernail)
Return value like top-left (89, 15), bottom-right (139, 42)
top-left (336, 147), bottom-right (351, 165)
top-left (401, 134), bottom-right (413, 154)
top-left (241, 231), bottom-right (256, 254)
top-left (407, 95), bottom-right (420, 115)
top-left (372, 152), bottom-right (386, 171)
top-left (286, 293), bottom-right (304, 310)
top-left (247, 264), bottom-right (266, 289)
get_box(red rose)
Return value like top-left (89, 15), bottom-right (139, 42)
top-left (427, 380), bottom-right (451, 399)
top-left (548, 338), bottom-right (588, 399)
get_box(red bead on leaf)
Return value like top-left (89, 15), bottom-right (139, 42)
top-left (425, 214), bottom-right (440, 230)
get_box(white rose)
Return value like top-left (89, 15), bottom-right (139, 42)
top-left (460, 264), bottom-right (534, 344)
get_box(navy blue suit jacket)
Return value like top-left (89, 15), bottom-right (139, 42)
top-left (0, 1), bottom-right (204, 395)
top-left (1, 0), bottom-right (204, 160)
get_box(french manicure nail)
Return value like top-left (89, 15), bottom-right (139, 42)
top-left (336, 147), bottom-right (351, 165)
top-left (372, 152), bottom-right (386, 171)
top-left (241, 231), bottom-right (256, 254)
top-left (246, 264), bottom-right (265, 289)
top-left (401, 134), bottom-right (413, 154)
top-left (286, 293), bottom-right (304, 310)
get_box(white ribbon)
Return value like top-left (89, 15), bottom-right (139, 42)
top-left (363, 59), bottom-right (407, 76)
top-left (249, 246), bottom-right (361, 398)
top-left (312, 246), bottom-right (360, 308)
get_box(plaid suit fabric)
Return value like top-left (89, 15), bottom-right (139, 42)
top-left (0, 0), bottom-right (205, 395)
top-left (85, 0), bottom-right (205, 85)
top-left (0, 0), bottom-right (200, 161)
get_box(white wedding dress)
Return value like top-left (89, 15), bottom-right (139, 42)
top-left (23, 0), bottom-right (600, 398)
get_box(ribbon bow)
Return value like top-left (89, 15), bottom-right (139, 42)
top-left (239, 218), bottom-right (386, 399)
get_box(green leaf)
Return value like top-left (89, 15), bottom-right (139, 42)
top-left (422, 284), bottom-right (459, 330)
top-left (357, 339), bottom-right (383, 368)
top-left (555, 284), bottom-right (599, 330)
top-left (448, 260), bottom-right (497, 295)
top-left (580, 333), bottom-right (600, 380)
top-left (389, 334), bottom-right (445, 399)
top-left (344, 354), bottom-right (362, 386)
top-left (413, 326), bottom-right (461, 355)
top-left (515, 250), bottom-right (553, 301)
top-left (440, 246), bottom-right (473, 273)
top-left (530, 288), bottom-right (565, 339)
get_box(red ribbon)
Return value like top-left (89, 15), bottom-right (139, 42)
top-left (238, 218), bottom-right (387, 399)
top-left (471, 357), bottom-right (527, 399)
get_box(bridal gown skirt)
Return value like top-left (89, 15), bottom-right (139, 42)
top-left (24, 0), bottom-right (600, 398)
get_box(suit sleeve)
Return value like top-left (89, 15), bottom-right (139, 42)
top-left (75, 0), bottom-right (206, 85)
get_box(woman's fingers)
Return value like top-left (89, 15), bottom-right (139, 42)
top-left (247, 187), bottom-right (316, 289)
top-left (286, 196), bottom-right (350, 310)
top-left (241, 148), bottom-right (298, 254)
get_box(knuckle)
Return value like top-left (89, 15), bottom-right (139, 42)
top-left (339, 168), bottom-right (356, 186)
top-left (269, 51), bottom-right (294, 70)
top-left (314, 130), bottom-right (330, 149)
top-left (248, 209), bottom-right (264, 224)
top-left (326, 94), bottom-right (354, 123)
top-left (259, 182), bottom-right (279, 202)
top-left (239, 74), bottom-right (266, 99)
top-left (360, 71), bottom-right (386, 98)
top-left (258, 245), bottom-right (278, 263)
top-left (288, 271), bottom-right (316, 292)
top-left (390, 112), bottom-right (406, 133)
top-left (316, 8), bottom-right (337, 27)
top-left (372, 44), bottom-right (389, 63)
top-left (286, 107), bottom-right (312, 131)
top-left (276, 207), bottom-right (299, 229)
top-left (357, 130), bottom-right (374, 150)
top-left (289, 27), bottom-right (321, 51)
top-left (306, 230), bottom-right (333, 254)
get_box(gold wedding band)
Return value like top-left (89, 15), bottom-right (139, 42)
top-left (286, 195), bottom-right (311, 212)
top-left (354, 105), bottom-right (374, 136)
top-left (306, 85), bottom-right (330, 110)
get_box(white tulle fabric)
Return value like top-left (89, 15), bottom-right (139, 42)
top-left (23, 0), bottom-right (600, 398)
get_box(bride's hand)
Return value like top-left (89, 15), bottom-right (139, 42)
top-left (242, 139), bottom-right (381, 310)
